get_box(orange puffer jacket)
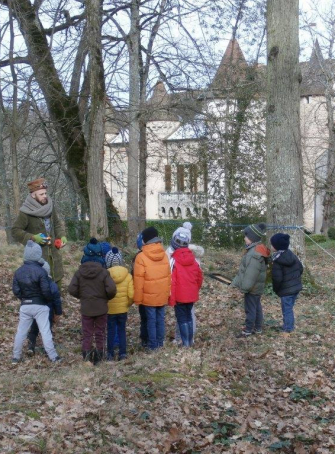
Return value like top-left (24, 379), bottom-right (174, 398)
top-left (134, 242), bottom-right (171, 306)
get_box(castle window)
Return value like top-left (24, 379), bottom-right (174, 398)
top-left (169, 207), bottom-right (175, 218)
top-left (176, 207), bottom-right (182, 218)
top-left (165, 165), bottom-right (171, 192)
top-left (186, 207), bottom-right (192, 217)
top-left (177, 165), bottom-right (185, 192)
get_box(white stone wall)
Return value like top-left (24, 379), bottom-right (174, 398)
top-left (300, 95), bottom-right (329, 231)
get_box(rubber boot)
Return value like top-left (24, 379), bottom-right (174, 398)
top-left (82, 350), bottom-right (93, 362)
top-left (93, 349), bottom-right (104, 365)
top-left (187, 321), bottom-right (194, 347)
top-left (178, 323), bottom-right (190, 347)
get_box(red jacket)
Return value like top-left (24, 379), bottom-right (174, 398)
top-left (169, 248), bottom-right (203, 306)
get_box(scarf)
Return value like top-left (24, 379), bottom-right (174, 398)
top-left (245, 241), bottom-right (260, 250)
top-left (20, 194), bottom-right (53, 218)
top-left (272, 250), bottom-right (285, 261)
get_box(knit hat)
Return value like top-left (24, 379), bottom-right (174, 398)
top-left (270, 233), bottom-right (290, 251)
top-left (27, 178), bottom-right (48, 193)
top-left (244, 223), bottom-right (266, 243)
top-left (24, 240), bottom-right (43, 262)
top-left (171, 231), bottom-right (190, 250)
top-left (100, 241), bottom-right (112, 258)
top-left (42, 261), bottom-right (51, 277)
top-left (81, 238), bottom-right (105, 266)
top-left (142, 227), bottom-right (159, 244)
top-left (172, 222), bottom-right (193, 243)
top-left (105, 247), bottom-right (124, 268)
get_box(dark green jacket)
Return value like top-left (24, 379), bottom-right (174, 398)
top-left (231, 243), bottom-right (270, 295)
top-left (12, 210), bottom-right (65, 282)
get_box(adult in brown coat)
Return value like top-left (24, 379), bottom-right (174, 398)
top-left (11, 178), bottom-right (67, 284)
top-left (68, 238), bottom-right (116, 364)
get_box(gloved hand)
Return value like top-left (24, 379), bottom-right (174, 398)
top-left (32, 233), bottom-right (47, 245)
top-left (61, 236), bottom-right (68, 247)
top-left (54, 239), bottom-right (62, 249)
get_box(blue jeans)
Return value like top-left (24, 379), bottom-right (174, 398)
top-left (107, 313), bottom-right (127, 358)
top-left (138, 305), bottom-right (148, 347)
top-left (144, 306), bottom-right (165, 350)
top-left (281, 294), bottom-right (298, 332)
top-left (174, 303), bottom-right (194, 347)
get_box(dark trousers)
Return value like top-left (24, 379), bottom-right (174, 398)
top-left (81, 314), bottom-right (107, 352)
top-left (174, 303), bottom-right (194, 347)
top-left (138, 304), bottom-right (148, 346)
top-left (28, 307), bottom-right (53, 347)
top-left (107, 313), bottom-right (127, 358)
top-left (244, 293), bottom-right (263, 333)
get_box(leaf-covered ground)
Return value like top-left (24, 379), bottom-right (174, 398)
top-left (0, 241), bottom-right (335, 453)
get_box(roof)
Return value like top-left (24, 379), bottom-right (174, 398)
top-left (210, 39), bottom-right (248, 91)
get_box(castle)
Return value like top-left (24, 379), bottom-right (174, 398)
top-left (104, 39), bottom-right (330, 233)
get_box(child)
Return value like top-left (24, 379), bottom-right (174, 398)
top-left (105, 247), bottom-right (134, 360)
top-left (231, 223), bottom-right (270, 338)
top-left (270, 233), bottom-right (303, 335)
top-left (68, 238), bottom-right (116, 364)
top-left (166, 223), bottom-right (204, 344)
top-left (27, 261), bottom-right (62, 356)
top-left (133, 227), bottom-right (171, 350)
top-left (168, 231), bottom-right (203, 347)
top-left (12, 240), bottom-right (61, 364)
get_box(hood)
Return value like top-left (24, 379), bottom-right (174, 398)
top-left (142, 242), bottom-right (166, 261)
top-left (79, 261), bottom-right (103, 279)
top-left (254, 244), bottom-right (271, 258)
top-left (173, 247), bottom-right (196, 266)
top-left (109, 266), bottom-right (128, 284)
top-left (274, 249), bottom-right (296, 267)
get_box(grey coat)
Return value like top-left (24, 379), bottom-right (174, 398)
top-left (231, 243), bottom-right (270, 295)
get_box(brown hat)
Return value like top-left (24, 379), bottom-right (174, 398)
top-left (27, 178), bottom-right (48, 193)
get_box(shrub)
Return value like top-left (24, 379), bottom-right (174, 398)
top-left (328, 227), bottom-right (335, 240)
top-left (306, 234), bottom-right (327, 244)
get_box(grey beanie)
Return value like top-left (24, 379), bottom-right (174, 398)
top-left (24, 240), bottom-right (42, 262)
top-left (42, 261), bottom-right (51, 277)
top-left (243, 223), bottom-right (266, 243)
top-left (105, 247), bottom-right (124, 268)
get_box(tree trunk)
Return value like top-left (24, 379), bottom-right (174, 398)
top-left (0, 107), bottom-right (13, 243)
top-left (9, 4), bottom-right (21, 214)
top-left (266, 0), bottom-right (305, 257)
top-left (138, 118), bottom-right (147, 230)
top-left (86, 0), bottom-right (109, 239)
top-left (127, 0), bottom-right (141, 245)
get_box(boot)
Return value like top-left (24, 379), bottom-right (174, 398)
top-left (93, 349), bottom-right (104, 365)
top-left (82, 350), bottom-right (93, 362)
top-left (178, 323), bottom-right (190, 347)
top-left (187, 321), bottom-right (194, 347)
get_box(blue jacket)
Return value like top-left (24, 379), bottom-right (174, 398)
top-left (13, 261), bottom-right (52, 305)
top-left (48, 279), bottom-right (62, 315)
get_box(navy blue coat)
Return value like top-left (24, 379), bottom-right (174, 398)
top-left (272, 250), bottom-right (303, 297)
top-left (13, 261), bottom-right (52, 304)
top-left (49, 279), bottom-right (62, 315)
